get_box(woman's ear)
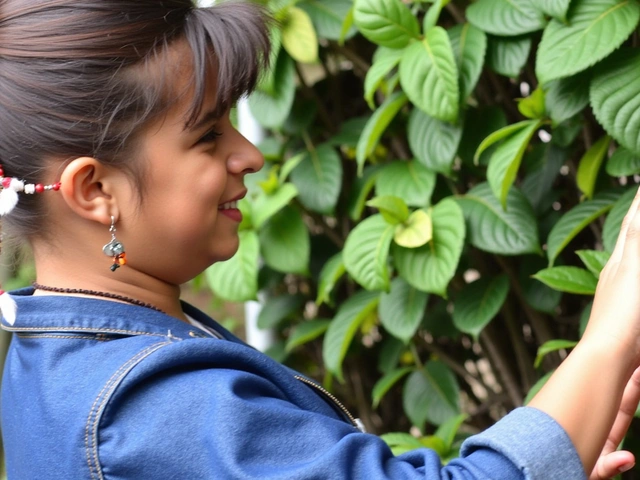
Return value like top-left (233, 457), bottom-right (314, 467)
top-left (58, 157), bottom-right (121, 225)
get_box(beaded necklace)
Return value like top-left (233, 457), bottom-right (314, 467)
top-left (32, 282), bottom-right (165, 313)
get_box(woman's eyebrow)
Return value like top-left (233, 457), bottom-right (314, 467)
top-left (185, 108), bottom-right (219, 132)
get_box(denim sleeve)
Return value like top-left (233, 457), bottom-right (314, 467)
top-left (97, 363), bottom-right (585, 480)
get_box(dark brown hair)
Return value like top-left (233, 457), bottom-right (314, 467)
top-left (0, 0), bottom-right (271, 239)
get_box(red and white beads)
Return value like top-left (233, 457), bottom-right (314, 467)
top-left (0, 165), bottom-right (61, 216)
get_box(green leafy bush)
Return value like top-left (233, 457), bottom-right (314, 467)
top-left (207, 0), bottom-right (640, 460)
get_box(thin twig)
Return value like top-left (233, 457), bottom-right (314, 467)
top-left (501, 300), bottom-right (536, 391)
top-left (493, 255), bottom-right (555, 347)
top-left (480, 329), bottom-right (523, 407)
top-left (422, 340), bottom-right (489, 397)
top-left (331, 43), bottom-right (370, 76)
top-left (445, 2), bottom-right (466, 23)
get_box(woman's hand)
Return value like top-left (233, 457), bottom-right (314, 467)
top-left (589, 367), bottom-right (640, 479)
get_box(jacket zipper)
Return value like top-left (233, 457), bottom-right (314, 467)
top-left (294, 375), bottom-right (366, 432)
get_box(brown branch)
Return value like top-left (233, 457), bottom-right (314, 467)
top-left (501, 300), bottom-right (536, 391)
top-left (445, 2), bottom-right (466, 24)
top-left (494, 255), bottom-right (555, 347)
top-left (480, 329), bottom-right (523, 407)
top-left (331, 43), bottom-right (370, 76)
top-left (422, 340), bottom-right (490, 399)
top-left (306, 211), bottom-right (345, 249)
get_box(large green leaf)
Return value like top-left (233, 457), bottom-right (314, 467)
top-left (344, 214), bottom-right (395, 291)
top-left (379, 277), bottom-right (429, 343)
top-left (290, 144), bottom-right (343, 215)
top-left (394, 198), bottom-right (465, 296)
top-left (521, 144), bottom-right (566, 215)
top-left (356, 91), bottom-right (409, 175)
top-left (408, 108), bottom-right (463, 175)
top-left (285, 319), bottom-right (331, 352)
top-left (248, 51), bottom-right (296, 129)
top-left (367, 195), bottom-right (410, 225)
top-left (323, 290), bottom-right (381, 381)
top-left (486, 35), bottom-right (532, 78)
top-left (260, 206), bottom-right (310, 275)
top-left (404, 361), bottom-right (460, 428)
top-left (519, 256), bottom-right (562, 314)
top-left (372, 367), bottom-right (413, 408)
top-left (299, 0), bottom-right (357, 41)
top-left (375, 160), bottom-right (436, 208)
top-left (456, 182), bottom-right (541, 255)
top-left (545, 73), bottom-right (591, 125)
top-left (448, 23), bottom-right (488, 100)
top-left (536, 0), bottom-right (640, 84)
top-left (364, 49), bottom-right (403, 109)
top-left (467, 0), bottom-right (546, 36)
top-left (576, 135), bottom-right (611, 199)
top-left (591, 49), bottom-right (640, 156)
top-left (487, 119), bottom-right (542, 208)
top-left (281, 6), bottom-right (318, 64)
top-left (606, 147), bottom-right (640, 177)
top-left (474, 120), bottom-right (532, 164)
top-left (532, 0), bottom-right (572, 21)
top-left (453, 275), bottom-right (509, 339)
top-left (353, 0), bottom-right (420, 48)
top-left (533, 266), bottom-right (598, 295)
top-left (251, 183), bottom-right (299, 229)
top-left (257, 294), bottom-right (305, 329)
top-left (603, 187), bottom-right (637, 252)
top-left (316, 253), bottom-right (346, 306)
top-left (546, 191), bottom-right (620, 266)
top-left (399, 27), bottom-right (460, 123)
top-left (205, 230), bottom-right (259, 302)
top-left (576, 249), bottom-right (611, 278)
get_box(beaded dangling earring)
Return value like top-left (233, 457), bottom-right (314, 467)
top-left (102, 216), bottom-right (127, 272)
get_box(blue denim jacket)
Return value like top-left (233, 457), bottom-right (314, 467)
top-left (1, 288), bottom-right (585, 479)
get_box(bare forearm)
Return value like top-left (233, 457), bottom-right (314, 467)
top-left (529, 341), bottom-right (635, 475)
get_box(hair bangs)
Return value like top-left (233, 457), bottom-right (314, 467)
top-left (182, 1), bottom-right (272, 126)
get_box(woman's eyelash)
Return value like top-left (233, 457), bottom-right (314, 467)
top-left (198, 129), bottom-right (222, 144)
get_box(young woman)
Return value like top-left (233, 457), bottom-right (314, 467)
top-left (1, 1), bottom-right (639, 478)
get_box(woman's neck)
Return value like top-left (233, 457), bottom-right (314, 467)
top-left (32, 247), bottom-right (188, 322)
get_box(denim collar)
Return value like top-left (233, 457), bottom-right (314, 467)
top-left (1, 287), bottom-right (239, 342)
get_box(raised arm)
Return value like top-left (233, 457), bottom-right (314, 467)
top-left (530, 186), bottom-right (640, 476)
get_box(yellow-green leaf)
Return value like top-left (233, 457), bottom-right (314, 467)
top-left (282, 7), bottom-right (319, 64)
top-left (394, 209), bottom-right (433, 248)
top-left (577, 135), bottom-right (611, 200)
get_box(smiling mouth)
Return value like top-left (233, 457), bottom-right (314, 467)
top-left (218, 201), bottom-right (239, 210)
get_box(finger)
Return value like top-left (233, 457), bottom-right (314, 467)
top-left (610, 185), bottom-right (640, 266)
top-left (591, 450), bottom-right (635, 480)
top-left (602, 367), bottom-right (640, 456)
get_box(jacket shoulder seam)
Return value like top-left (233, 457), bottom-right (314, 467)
top-left (85, 340), bottom-right (172, 480)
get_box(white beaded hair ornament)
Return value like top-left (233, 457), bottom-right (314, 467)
top-left (0, 165), bottom-right (61, 325)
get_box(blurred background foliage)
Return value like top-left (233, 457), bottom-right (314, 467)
top-left (4, 0), bottom-right (640, 477)
top-left (206, 0), bottom-right (640, 474)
